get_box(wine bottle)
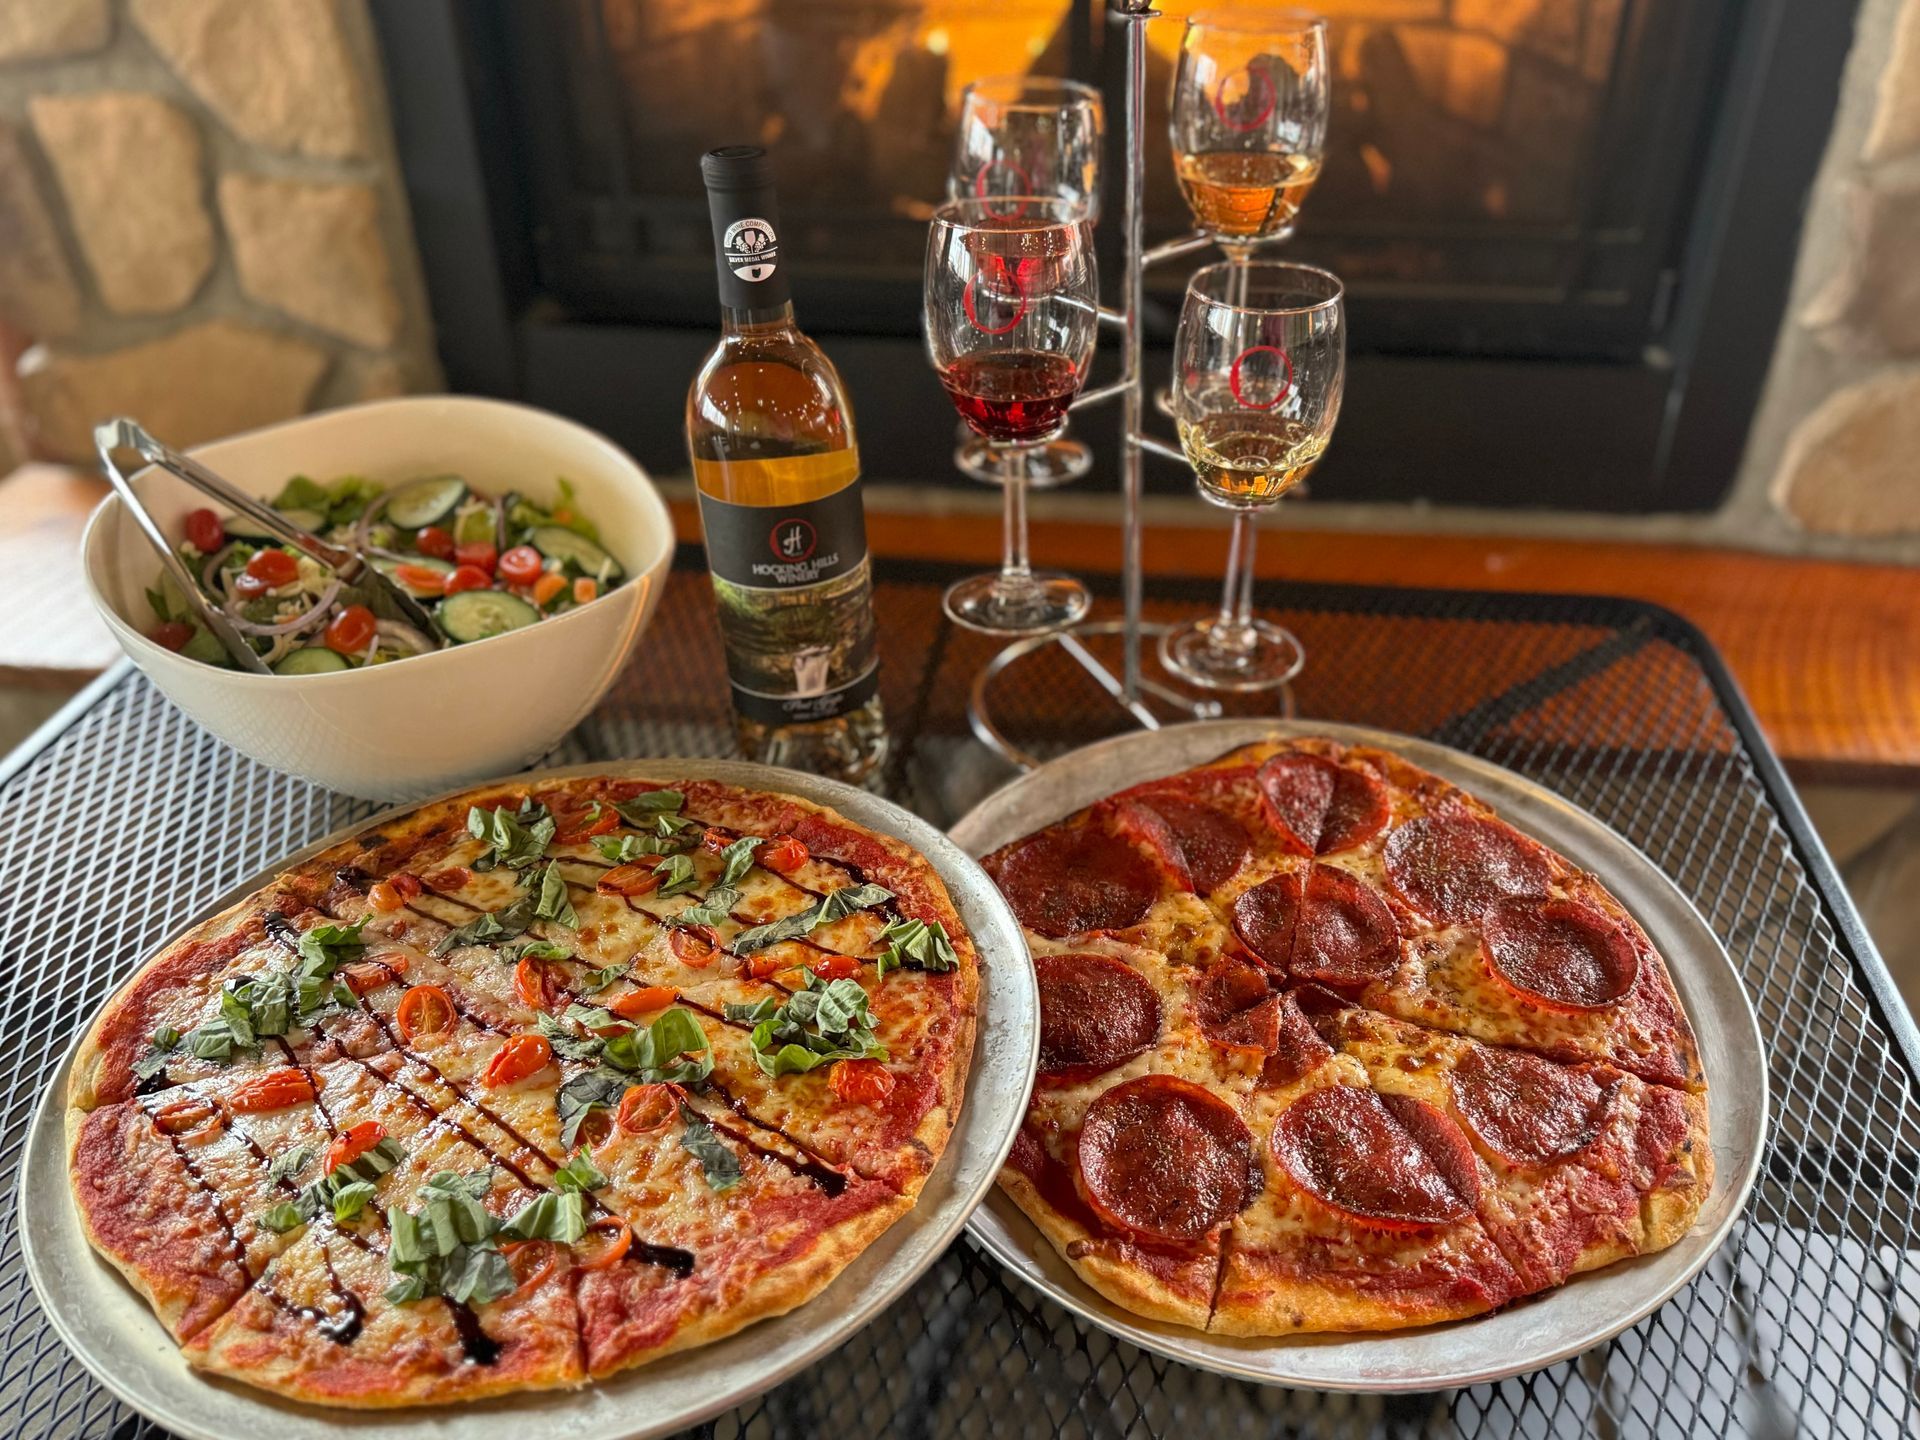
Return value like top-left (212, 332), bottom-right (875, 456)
top-left (686, 145), bottom-right (888, 785)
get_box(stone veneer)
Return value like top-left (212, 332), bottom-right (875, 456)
top-left (0, 0), bottom-right (436, 470)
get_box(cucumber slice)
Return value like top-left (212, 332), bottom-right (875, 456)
top-left (224, 508), bottom-right (326, 542)
top-left (437, 588), bottom-right (540, 644)
top-left (383, 474), bottom-right (468, 530)
top-left (371, 554), bottom-right (454, 597)
top-left (530, 525), bottom-right (623, 584)
top-left (273, 646), bottom-right (351, 675)
top-left (454, 504), bottom-right (496, 547)
top-left (181, 625), bottom-right (233, 667)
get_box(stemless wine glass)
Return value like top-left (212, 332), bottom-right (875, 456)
top-left (1170, 10), bottom-right (1330, 260)
top-left (949, 76), bottom-right (1105, 491)
top-left (1160, 259), bottom-right (1344, 690)
top-left (925, 196), bottom-right (1098, 635)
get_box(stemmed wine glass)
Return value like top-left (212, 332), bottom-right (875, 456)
top-left (949, 77), bottom-right (1104, 490)
top-left (1170, 10), bottom-right (1330, 260)
top-left (925, 196), bottom-right (1098, 635)
top-left (1159, 260), bottom-right (1343, 689)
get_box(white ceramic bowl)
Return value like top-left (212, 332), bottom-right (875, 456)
top-left (82, 396), bottom-right (674, 801)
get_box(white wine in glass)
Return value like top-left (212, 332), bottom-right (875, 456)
top-left (1177, 411), bottom-right (1327, 507)
top-left (1173, 150), bottom-right (1321, 242)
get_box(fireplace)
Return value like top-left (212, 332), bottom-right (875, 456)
top-left (373, 0), bottom-right (1858, 513)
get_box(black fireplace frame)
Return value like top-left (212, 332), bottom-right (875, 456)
top-left (370, 0), bottom-right (1861, 515)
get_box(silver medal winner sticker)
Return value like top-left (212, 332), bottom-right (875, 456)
top-left (723, 217), bottom-right (779, 281)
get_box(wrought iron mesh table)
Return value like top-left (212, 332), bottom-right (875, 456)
top-left (3, 553), bottom-right (1916, 1439)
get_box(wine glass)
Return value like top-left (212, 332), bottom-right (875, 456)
top-left (1170, 10), bottom-right (1330, 260)
top-left (1159, 259), bottom-right (1343, 690)
top-left (925, 196), bottom-right (1098, 635)
top-left (949, 76), bottom-right (1104, 491)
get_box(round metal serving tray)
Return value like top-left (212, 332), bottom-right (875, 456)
top-left (948, 719), bottom-right (1767, 1392)
top-left (22, 759), bottom-right (1038, 1440)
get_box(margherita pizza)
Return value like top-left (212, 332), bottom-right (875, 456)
top-left (66, 774), bottom-right (977, 1406)
top-left (982, 736), bottom-right (1709, 1335)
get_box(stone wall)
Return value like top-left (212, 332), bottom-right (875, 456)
top-left (1722, 0), bottom-right (1920, 556)
top-left (0, 0), bottom-right (437, 471)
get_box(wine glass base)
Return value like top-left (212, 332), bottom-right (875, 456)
top-left (954, 433), bottom-right (1092, 489)
top-left (944, 572), bottom-right (1091, 637)
top-left (1158, 616), bottom-right (1305, 692)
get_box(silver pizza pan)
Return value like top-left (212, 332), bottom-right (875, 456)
top-left (21, 759), bottom-right (1039, 1440)
top-left (948, 719), bottom-right (1767, 1392)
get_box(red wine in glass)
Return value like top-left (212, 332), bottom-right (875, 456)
top-left (940, 350), bottom-right (1081, 444)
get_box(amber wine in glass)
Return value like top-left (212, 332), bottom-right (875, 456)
top-left (1173, 150), bottom-right (1321, 242)
top-left (1177, 411), bottom-right (1327, 506)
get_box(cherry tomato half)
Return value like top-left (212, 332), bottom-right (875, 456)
top-left (758, 835), bottom-right (809, 874)
top-left (615, 1083), bottom-right (679, 1135)
top-left (499, 545), bottom-right (545, 585)
top-left (183, 507), bottom-right (225, 553)
top-left (668, 926), bottom-right (720, 968)
top-left (810, 954), bottom-right (861, 981)
top-left (502, 1239), bottom-right (559, 1296)
top-left (396, 983), bottom-right (455, 1040)
top-left (829, 1058), bottom-right (896, 1108)
top-left (609, 986), bottom-right (676, 1020)
top-left (245, 548), bottom-right (301, 589)
top-left (367, 880), bottom-right (404, 913)
top-left (152, 1095), bottom-right (225, 1142)
top-left (326, 1120), bottom-right (385, 1172)
top-left (325, 604), bottom-right (378, 656)
top-left (415, 525), bottom-right (455, 560)
top-left (390, 872), bottom-right (424, 899)
top-left (149, 621), bottom-right (194, 652)
top-left (392, 563), bottom-right (448, 596)
top-left (514, 955), bottom-right (567, 1012)
top-left (454, 541), bottom-right (498, 575)
top-left (598, 861), bottom-right (663, 897)
top-left (229, 1067), bottom-right (318, 1114)
top-left (443, 564), bottom-right (492, 596)
top-left (577, 1217), bottom-right (632, 1269)
top-left (482, 1033), bottom-right (553, 1087)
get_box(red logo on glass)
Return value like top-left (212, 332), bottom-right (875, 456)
top-left (1229, 345), bottom-right (1294, 410)
top-left (973, 158), bottom-right (1034, 221)
top-left (1213, 63), bottom-right (1277, 132)
top-left (771, 517), bottom-right (817, 563)
top-left (963, 254), bottom-right (1034, 336)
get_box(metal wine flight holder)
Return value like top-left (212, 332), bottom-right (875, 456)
top-left (965, 0), bottom-right (1296, 771)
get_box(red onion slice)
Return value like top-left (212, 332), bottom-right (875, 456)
top-left (224, 578), bottom-right (342, 636)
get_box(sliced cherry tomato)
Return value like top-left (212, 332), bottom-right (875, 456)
top-left (578, 1218), bottom-right (636, 1270)
top-left (532, 571), bottom-right (568, 607)
top-left (598, 860), bottom-right (664, 897)
top-left (502, 1239), bottom-right (560, 1296)
top-left (443, 564), bottom-right (492, 596)
top-left (758, 835), bottom-right (809, 874)
top-left (572, 577), bottom-right (598, 605)
top-left (233, 571), bottom-right (268, 599)
top-left (414, 525), bottom-right (455, 560)
top-left (609, 986), bottom-right (676, 1020)
top-left (367, 881), bottom-right (404, 913)
top-left (422, 866), bottom-right (471, 892)
top-left (745, 952), bottom-right (793, 981)
top-left (396, 983), bottom-right (455, 1040)
top-left (829, 1058), bottom-right (897, 1107)
top-left (554, 804), bottom-right (619, 844)
top-left (392, 562), bottom-right (448, 596)
top-left (454, 541), bottom-right (498, 575)
top-left (152, 1094), bottom-right (225, 1142)
top-left (699, 828), bottom-right (732, 855)
top-left (482, 1033), bottom-right (553, 1087)
top-left (325, 604), bottom-right (378, 655)
top-left (668, 926), bottom-right (721, 967)
top-left (326, 1120), bottom-right (386, 1172)
top-left (229, 1067), bottom-right (317, 1114)
top-left (341, 960), bottom-right (392, 996)
top-left (390, 872), bottom-right (423, 899)
top-left (499, 545), bottom-right (545, 585)
top-left (514, 955), bottom-right (567, 1012)
top-left (149, 621), bottom-right (194, 652)
top-left (614, 1082), bottom-right (679, 1135)
top-left (183, 507), bottom-right (225, 553)
top-left (245, 548), bottom-right (301, 589)
top-left (810, 954), bottom-right (861, 981)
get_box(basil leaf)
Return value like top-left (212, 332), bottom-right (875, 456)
top-left (258, 1201), bottom-right (304, 1234)
top-left (653, 811), bottom-right (699, 837)
top-left (552, 1149), bottom-right (607, 1194)
top-left (613, 790), bottom-right (684, 824)
top-left (877, 917), bottom-right (960, 975)
top-left (511, 939), bottom-right (571, 962)
top-left (267, 1145), bottom-right (315, 1184)
top-left (679, 1106), bottom-right (741, 1192)
top-left (183, 1019), bottom-right (240, 1062)
top-left (652, 854), bottom-right (699, 898)
top-left (718, 836), bottom-right (763, 887)
top-left (733, 884), bottom-right (893, 954)
top-left (576, 964), bottom-right (626, 994)
top-left (499, 1190), bottom-right (587, 1245)
top-left (672, 884), bottom-right (739, 930)
top-left (435, 894), bottom-right (535, 953)
top-left (556, 1068), bottom-right (630, 1149)
top-left (594, 832), bottom-right (690, 862)
top-left (740, 970), bottom-right (887, 1078)
top-left (296, 919), bottom-right (366, 975)
top-left (218, 985), bottom-right (257, 1048)
top-left (133, 1027), bottom-right (179, 1081)
top-left (384, 1273), bottom-right (427, 1305)
top-left (466, 802), bottom-right (555, 872)
top-left (440, 1241), bottom-right (516, 1306)
top-left (537, 1010), bottom-right (605, 1064)
top-left (723, 996), bottom-right (780, 1025)
top-left (329, 1180), bottom-right (378, 1223)
top-left (532, 860), bottom-right (578, 928)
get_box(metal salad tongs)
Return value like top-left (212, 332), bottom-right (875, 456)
top-left (94, 417), bottom-right (445, 672)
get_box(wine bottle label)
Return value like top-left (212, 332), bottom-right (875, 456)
top-left (696, 478), bottom-right (880, 727)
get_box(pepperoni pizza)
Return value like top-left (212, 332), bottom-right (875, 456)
top-left (65, 774), bottom-right (977, 1406)
top-left (982, 736), bottom-right (1710, 1335)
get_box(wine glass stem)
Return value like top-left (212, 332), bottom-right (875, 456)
top-left (997, 444), bottom-right (1039, 602)
top-left (1212, 508), bottom-right (1260, 655)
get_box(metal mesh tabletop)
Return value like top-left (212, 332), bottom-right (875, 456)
top-left (3, 554), bottom-right (1916, 1439)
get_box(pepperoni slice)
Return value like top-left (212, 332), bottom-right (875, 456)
top-left (1129, 793), bottom-right (1252, 893)
top-left (1034, 952), bottom-right (1161, 1081)
top-left (1450, 1046), bottom-right (1613, 1165)
top-left (1192, 956), bottom-right (1281, 1053)
top-left (988, 825), bottom-right (1160, 938)
top-left (1271, 1085), bottom-right (1478, 1228)
top-left (1077, 1075), bottom-right (1253, 1244)
top-left (1481, 898), bottom-right (1640, 1009)
top-left (1258, 754), bottom-right (1391, 856)
top-left (1231, 871), bottom-right (1300, 971)
top-left (1289, 864), bottom-right (1400, 987)
top-left (1382, 812), bottom-right (1554, 925)
top-left (1263, 991), bottom-right (1335, 1087)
